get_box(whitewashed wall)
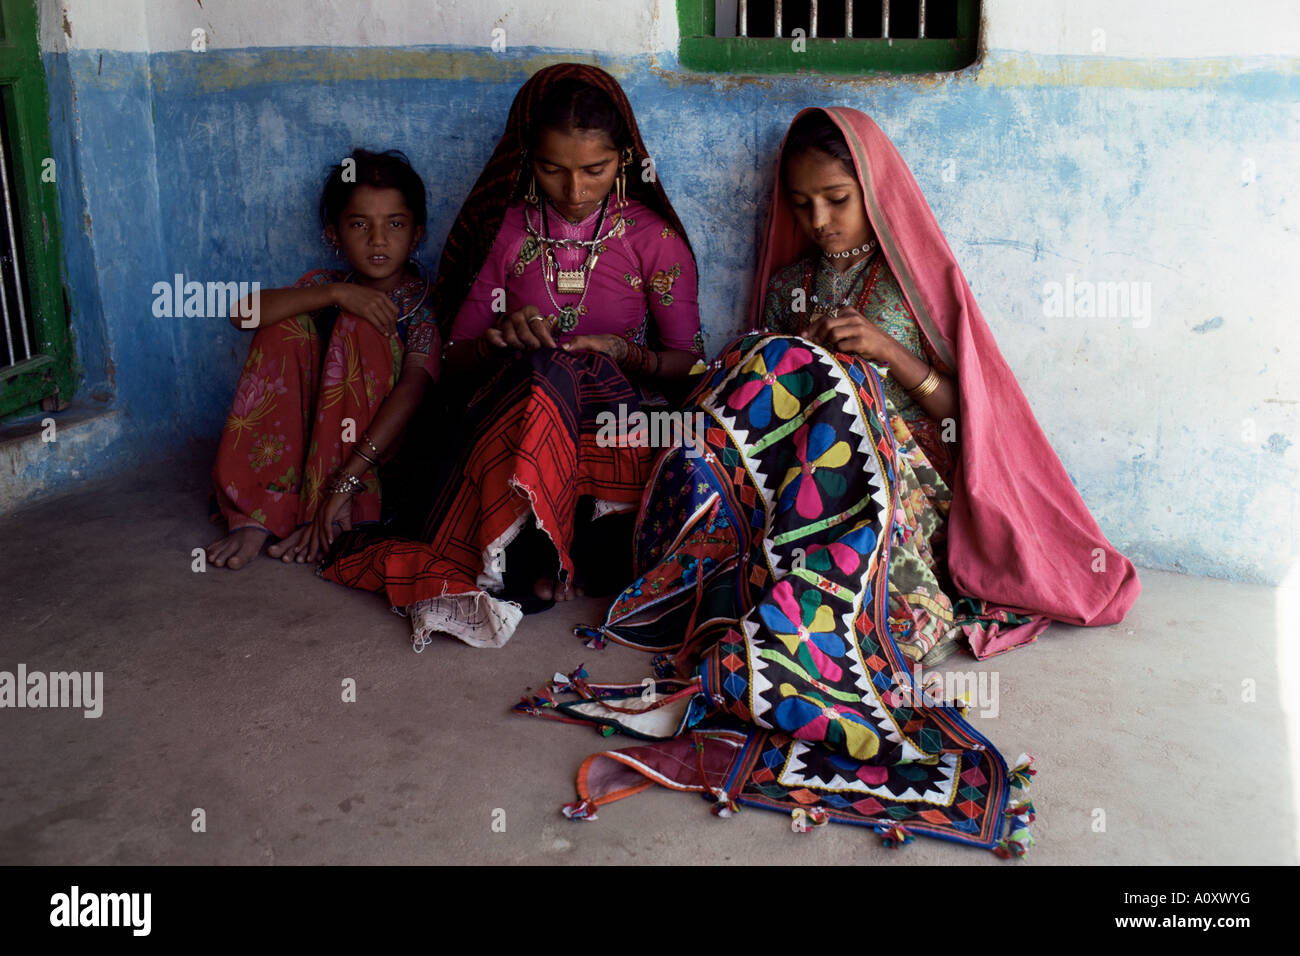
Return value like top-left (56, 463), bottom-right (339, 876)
top-left (43, 0), bottom-right (1300, 56)
top-left (28, 0), bottom-right (1300, 586)
top-left (42, 0), bottom-right (675, 54)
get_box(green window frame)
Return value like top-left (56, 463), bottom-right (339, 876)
top-left (0, 0), bottom-right (73, 418)
top-left (677, 0), bottom-right (980, 75)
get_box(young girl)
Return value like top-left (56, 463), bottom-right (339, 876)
top-left (206, 149), bottom-right (440, 570)
top-left (757, 109), bottom-right (1139, 662)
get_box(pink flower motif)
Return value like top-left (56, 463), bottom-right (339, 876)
top-left (761, 580), bottom-right (844, 683)
top-left (230, 376), bottom-right (267, 419)
top-left (777, 422), bottom-right (850, 520)
top-left (230, 374), bottom-right (286, 419)
top-left (726, 340), bottom-right (815, 429)
top-left (322, 344), bottom-right (347, 388)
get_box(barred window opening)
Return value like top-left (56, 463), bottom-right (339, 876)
top-left (716, 1), bottom-right (963, 41)
top-left (680, 0), bottom-right (980, 75)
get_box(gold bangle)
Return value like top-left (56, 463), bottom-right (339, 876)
top-left (908, 367), bottom-right (941, 400)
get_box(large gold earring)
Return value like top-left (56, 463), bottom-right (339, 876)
top-left (524, 173), bottom-right (538, 206)
top-left (616, 147), bottom-right (633, 211)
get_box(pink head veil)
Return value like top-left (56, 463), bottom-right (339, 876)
top-left (750, 108), bottom-right (1139, 656)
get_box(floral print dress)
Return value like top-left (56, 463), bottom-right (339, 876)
top-left (212, 267), bottom-right (438, 537)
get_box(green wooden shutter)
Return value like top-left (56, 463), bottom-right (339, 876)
top-left (0, 0), bottom-right (74, 417)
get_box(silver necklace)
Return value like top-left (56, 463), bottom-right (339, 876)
top-left (539, 197), bottom-right (610, 295)
top-left (533, 197), bottom-right (610, 332)
top-left (824, 237), bottom-right (877, 260)
top-left (523, 209), bottom-right (623, 250)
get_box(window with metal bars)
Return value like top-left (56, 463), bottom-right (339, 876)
top-left (678, 0), bottom-right (980, 74)
top-left (0, 0), bottom-right (73, 419)
top-left (1, 99), bottom-right (36, 368)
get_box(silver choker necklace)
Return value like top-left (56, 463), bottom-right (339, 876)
top-left (824, 238), bottom-right (877, 260)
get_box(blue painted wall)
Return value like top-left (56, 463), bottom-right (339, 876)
top-left (23, 43), bottom-right (1300, 583)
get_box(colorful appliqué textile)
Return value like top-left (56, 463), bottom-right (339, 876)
top-left (762, 253), bottom-right (1031, 664)
top-left (763, 252), bottom-right (952, 479)
top-left (518, 334), bottom-right (1033, 855)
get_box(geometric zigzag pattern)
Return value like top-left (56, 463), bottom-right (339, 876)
top-left (596, 334), bottom-right (1013, 848)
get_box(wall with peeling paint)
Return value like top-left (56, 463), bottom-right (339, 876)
top-left (11, 0), bottom-right (1299, 585)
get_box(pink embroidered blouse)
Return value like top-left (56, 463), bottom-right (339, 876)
top-left (450, 199), bottom-right (703, 357)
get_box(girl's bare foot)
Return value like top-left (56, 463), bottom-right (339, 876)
top-left (266, 525), bottom-right (311, 562)
top-left (207, 527), bottom-right (270, 570)
top-left (533, 578), bottom-right (584, 602)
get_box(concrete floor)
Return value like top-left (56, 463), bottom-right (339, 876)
top-left (1, 452), bottom-right (1297, 865)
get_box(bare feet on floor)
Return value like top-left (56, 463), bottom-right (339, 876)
top-left (533, 578), bottom-right (584, 602)
top-left (266, 525), bottom-right (312, 562)
top-left (206, 527), bottom-right (270, 569)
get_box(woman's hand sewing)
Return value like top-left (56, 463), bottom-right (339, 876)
top-left (561, 334), bottom-right (627, 360)
top-left (805, 307), bottom-right (900, 365)
top-left (332, 283), bottom-right (401, 339)
top-left (806, 307), bottom-right (959, 424)
top-left (485, 305), bottom-right (557, 350)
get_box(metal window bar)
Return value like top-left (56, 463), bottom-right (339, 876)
top-left (727, 1), bottom-right (939, 41)
top-left (0, 119), bottom-right (31, 368)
